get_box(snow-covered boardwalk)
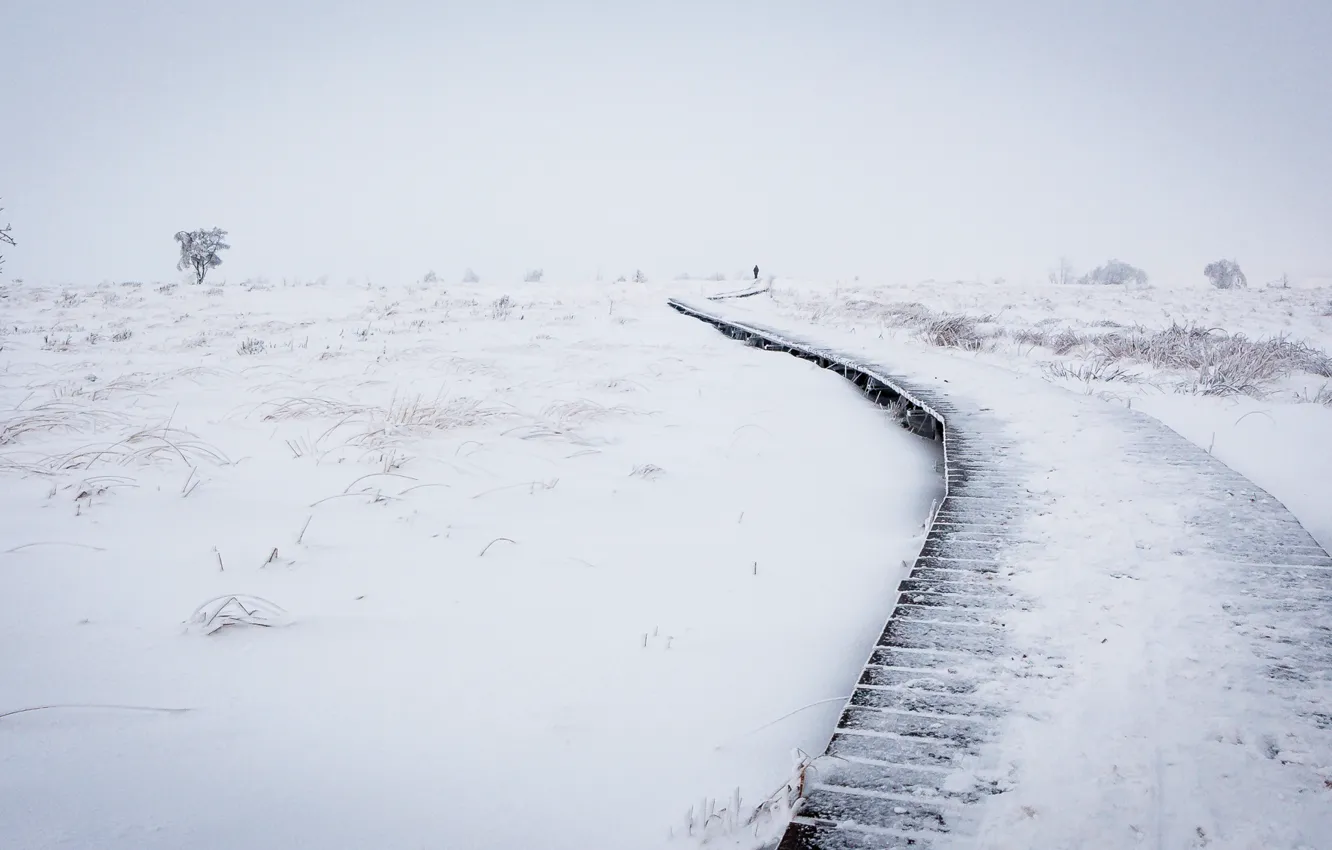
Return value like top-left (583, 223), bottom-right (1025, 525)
top-left (670, 298), bottom-right (1332, 850)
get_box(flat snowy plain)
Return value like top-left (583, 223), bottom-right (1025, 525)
top-left (3, 272), bottom-right (1331, 849)
top-left (0, 277), bottom-right (942, 850)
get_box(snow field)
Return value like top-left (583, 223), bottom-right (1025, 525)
top-left (0, 277), bottom-right (942, 850)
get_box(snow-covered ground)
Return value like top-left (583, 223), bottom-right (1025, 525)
top-left (4, 273), bottom-right (1330, 849)
top-left (0, 277), bottom-right (942, 850)
top-left (745, 277), bottom-right (1332, 553)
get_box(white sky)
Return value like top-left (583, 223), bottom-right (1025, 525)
top-left (2, 0), bottom-right (1330, 286)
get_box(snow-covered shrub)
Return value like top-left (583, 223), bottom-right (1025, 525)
top-left (237, 337), bottom-right (266, 355)
top-left (174, 227), bottom-right (230, 285)
top-left (1204, 259), bottom-right (1247, 290)
top-left (462, 268), bottom-right (480, 283)
top-left (523, 268), bottom-right (544, 283)
top-left (491, 295), bottom-right (513, 320)
top-left (632, 269), bottom-right (648, 283)
top-left (1079, 259), bottom-right (1147, 286)
top-left (422, 270), bottom-right (439, 284)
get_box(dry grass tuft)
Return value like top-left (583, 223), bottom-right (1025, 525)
top-left (1043, 357), bottom-right (1142, 384)
top-left (0, 402), bottom-right (131, 445)
top-left (920, 315), bottom-right (985, 350)
top-left (1294, 383), bottom-right (1332, 406)
top-left (38, 426), bottom-right (231, 471)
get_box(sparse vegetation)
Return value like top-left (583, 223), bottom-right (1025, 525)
top-left (1093, 322), bottom-right (1332, 395)
top-left (523, 268), bottom-right (544, 283)
top-left (1295, 383), bottom-right (1332, 406)
top-left (785, 291), bottom-right (1332, 399)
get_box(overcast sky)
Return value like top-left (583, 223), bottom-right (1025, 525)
top-left (2, 0), bottom-right (1330, 286)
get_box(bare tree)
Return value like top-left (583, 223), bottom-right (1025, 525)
top-left (1204, 259), bottom-right (1247, 290)
top-left (0, 200), bottom-right (14, 275)
top-left (1048, 256), bottom-right (1075, 286)
top-left (174, 228), bottom-right (230, 285)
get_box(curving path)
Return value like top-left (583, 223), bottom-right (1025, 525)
top-left (670, 298), bottom-right (1332, 850)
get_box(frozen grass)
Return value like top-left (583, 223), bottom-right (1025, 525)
top-left (920, 314), bottom-right (987, 350)
top-left (1295, 383), bottom-right (1332, 406)
top-left (0, 401), bottom-right (131, 445)
top-left (781, 286), bottom-right (1332, 399)
top-left (1089, 322), bottom-right (1332, 395)
top-left (38, 426), bottom-right (231, 471)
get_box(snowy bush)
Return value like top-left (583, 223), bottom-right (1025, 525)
top-left (632, 269), bottom-right (648, 283)
top-left (491, 295), bottom-right (513, 320)
top-left (523, 268), bottom-right (544, 283)
top-left (422, 270), bottom-right (439, 284)
top-left (462, 268), bottom-right (480, 283)
top-left (237, 337), bottom-right (266, 355)
top-left (1204, 259), bottom-right (1247, 290)
top-left (1079, 259), bottom-right (1147, 287)
top-left (174, 227), bottom-right (230, 286)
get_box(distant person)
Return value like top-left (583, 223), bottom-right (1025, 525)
top-left (753, 265), bottom-right (759, 280)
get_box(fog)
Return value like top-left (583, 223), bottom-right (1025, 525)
top-left (3, 0), bottom-right (1330, 286)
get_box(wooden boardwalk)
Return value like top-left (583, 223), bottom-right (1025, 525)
top-left (669, 298), bottom-right (1332, 850)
